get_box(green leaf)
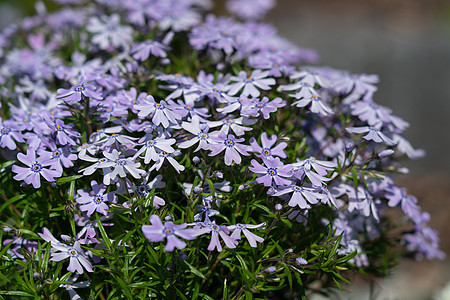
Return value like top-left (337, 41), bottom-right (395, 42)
top-left (332, 276), bottom-right (343, 291)
top-left (96, 213), bottom-right (112, 250)
top-left (0, 194), bottom-right (25, 214)
top-left (0, 291), bottom-right (34, 297)
top-left (40, 242), bottom-right (52, 273)
top-left (68, 180), bottom-right (76, 201)
top-left (234, 252), bottom-right (248, 272)
top-left (205, 178), bottom-right (215, 197)
top-left (328, 233), bottom-right (342, 259)
top-left (0, 160), bottom-right (15, 170)
top-left (57, 174), bottom-right (84, 185)
top-left (183, 260), bottom-right (206, 279)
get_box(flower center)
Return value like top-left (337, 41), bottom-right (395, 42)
top-left (224, 139), bottom-right (235, 147)
top-left (267, 168), bottom-right (277, 176)
top-left (0, 127), bottom-right (10, 135)
top-left (198, 132), bottom-right (208, 140)
top-left (30, 162), bottom-right (42, 173)
top-left (93, 195), bottom-right (104, 204)
top-left (164, 227), bottom-right (174, 235)
top-left (52, 150), bottom-right (61, 158)
top-left (154, 103), bottom-right (164, 110)
top-left (262, 148), bottom-right (271, 157)
top-left (68, 248), bottom-right (79, 257)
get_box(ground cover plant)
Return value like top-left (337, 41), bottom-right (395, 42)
top-left (0, 0), bottom-right (445, 299)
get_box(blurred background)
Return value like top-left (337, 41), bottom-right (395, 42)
top-left (1, 0), bottom-right (449, 298)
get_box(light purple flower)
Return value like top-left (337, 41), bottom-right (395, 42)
top-left (292, 94), bottom-right (333, 116)
top-left (207, 116), bottom-right (255, 136)
top-left (101, 150), bottom-right (145, 185)
top-left (38, 144), bottom-right (77, 176)
top-left (249, 132), bottom-right (287, 159)
top-left (134, 96), bottom-right (182, 128)
top-left (38, 228), bottom-right (93, 274)
top-left (142, 215), bottom-right (196, 252)
top-left (227, 222), bottom-right (265, 247)
top-left (131, 39), bottom-right (170, 61)
top-left (242, 96), bottom-right (286, 119)
top-left (209, 132), bottom-right (250, 166)
top-left (289, 68), bottom-right (329, 88)
top-left (226, 0), bottom-right (275, 20)
top-left (149, 150), bottom-right (185, 173)
top-left (274, 185), bottom-right (321, 209)
top-left (134, 134), bottom-right (176, 164)
top-left (191, 221), bottom-right (237, 252)
top-left (86, 14), bottom-right (133, 50)
top-left (0, 117), bottom-right (25, 150)
top-left (249, 158), bottom-right (292, 187)
top-left (57, 77), bottom-right (103, 104)
top-left (76, 180), bottom-right (117, 216)
top-left (227, 70), bottom-right (275, 97)
top-left (179, 115), bottom-right (212, 152)
top-left (346, 122), bottom-right (394, 145)
top-left (12, 148), bottom-right (60, 188)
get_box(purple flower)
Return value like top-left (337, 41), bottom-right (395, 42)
top-left (298, 157), bottom-right (336, 176)
top-left (57, 77), bottom-right (103, 104)
top-left (60, 275), bottom-right (90, 300)
top-left (179, 115), bottom-right (212, 152)
top-left (52, 241), bottom-right (94, 274)
top-left (101, 149), bottom-right (145, 185)
top-left (249, 158), bottom-right (293, 187)
top-left (242, 96), bottom-right (286, 119)
top-left (149, 150), bottom-right (185, 173)
top-left (134, 134), bottom-right (176, 164)
top-left (292, 165), bottom-right (331, 187)
top-left (292, 94), bottom-right (333, 116)
top-left (43, 116), bottom-right (81, 146)
top-left (228, 222), bottom-right (265, 247)
top-left (0, 117), bottom-right (25, 150)
top-left (76, 180), bottom-right (117, 216)
top-left (38, 228), bottom-right (93, 274)
top-left (333, 72), bottom-right (378, 95)
top-left (134, 96), bottom-right (182, 128)
top-left (191, 221), bottom-right (237, 252)
top-left (227, 70), bottom-right (275, 97)
top-left (385, 186), bottom-right (420, 219)
top-left (249, 132), bottom-right (287, 159)
top-left (351, 100), bottom-right (392, 125)
top-left (274, 185), bottom-right (321, 209)
top-left (289, 68), bottom-right (329, 88)
top-left (189, 15), bottom-right (240, 55)
top-left (12, 148), bottom-right (60, 188)
top-left (142, 215), bottom-right (196, 252)
top-left (86, 14), bottom-right (133, 50)
top-left (346, 122), bottom-right (394, 145)
top-left (2, 235), bottom-right (38, 260)
top-left (226, 0), bottom-right (275, 21)
top-left (209, 132), bottom-right (250, 166)
top-left (207, 116), bottom-right (255, 136)
top-left (131, 39), bottom-right (169, 61)
top-left (38, 144), bottom-right (77, 176)
top-left (194, 196), bottom-right (220, 222)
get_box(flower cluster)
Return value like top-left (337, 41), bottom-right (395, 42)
top-left (0, 0), bottom-right (443, 298)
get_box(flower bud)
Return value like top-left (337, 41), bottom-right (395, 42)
top-left (265, 266), bottom-right (277, 273)
top-left (192, 156), bottom-right (200, 164)
top-left (378, 149), bottom-right (394, 158)
top-left (295, 257), bottom-right (308, 265)
top-left (213, 171), bottom-right (223, 179)
top-left (193, 185), bottom-right (203, 194)
top-left (275, 204), bottom-right (283, 211)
